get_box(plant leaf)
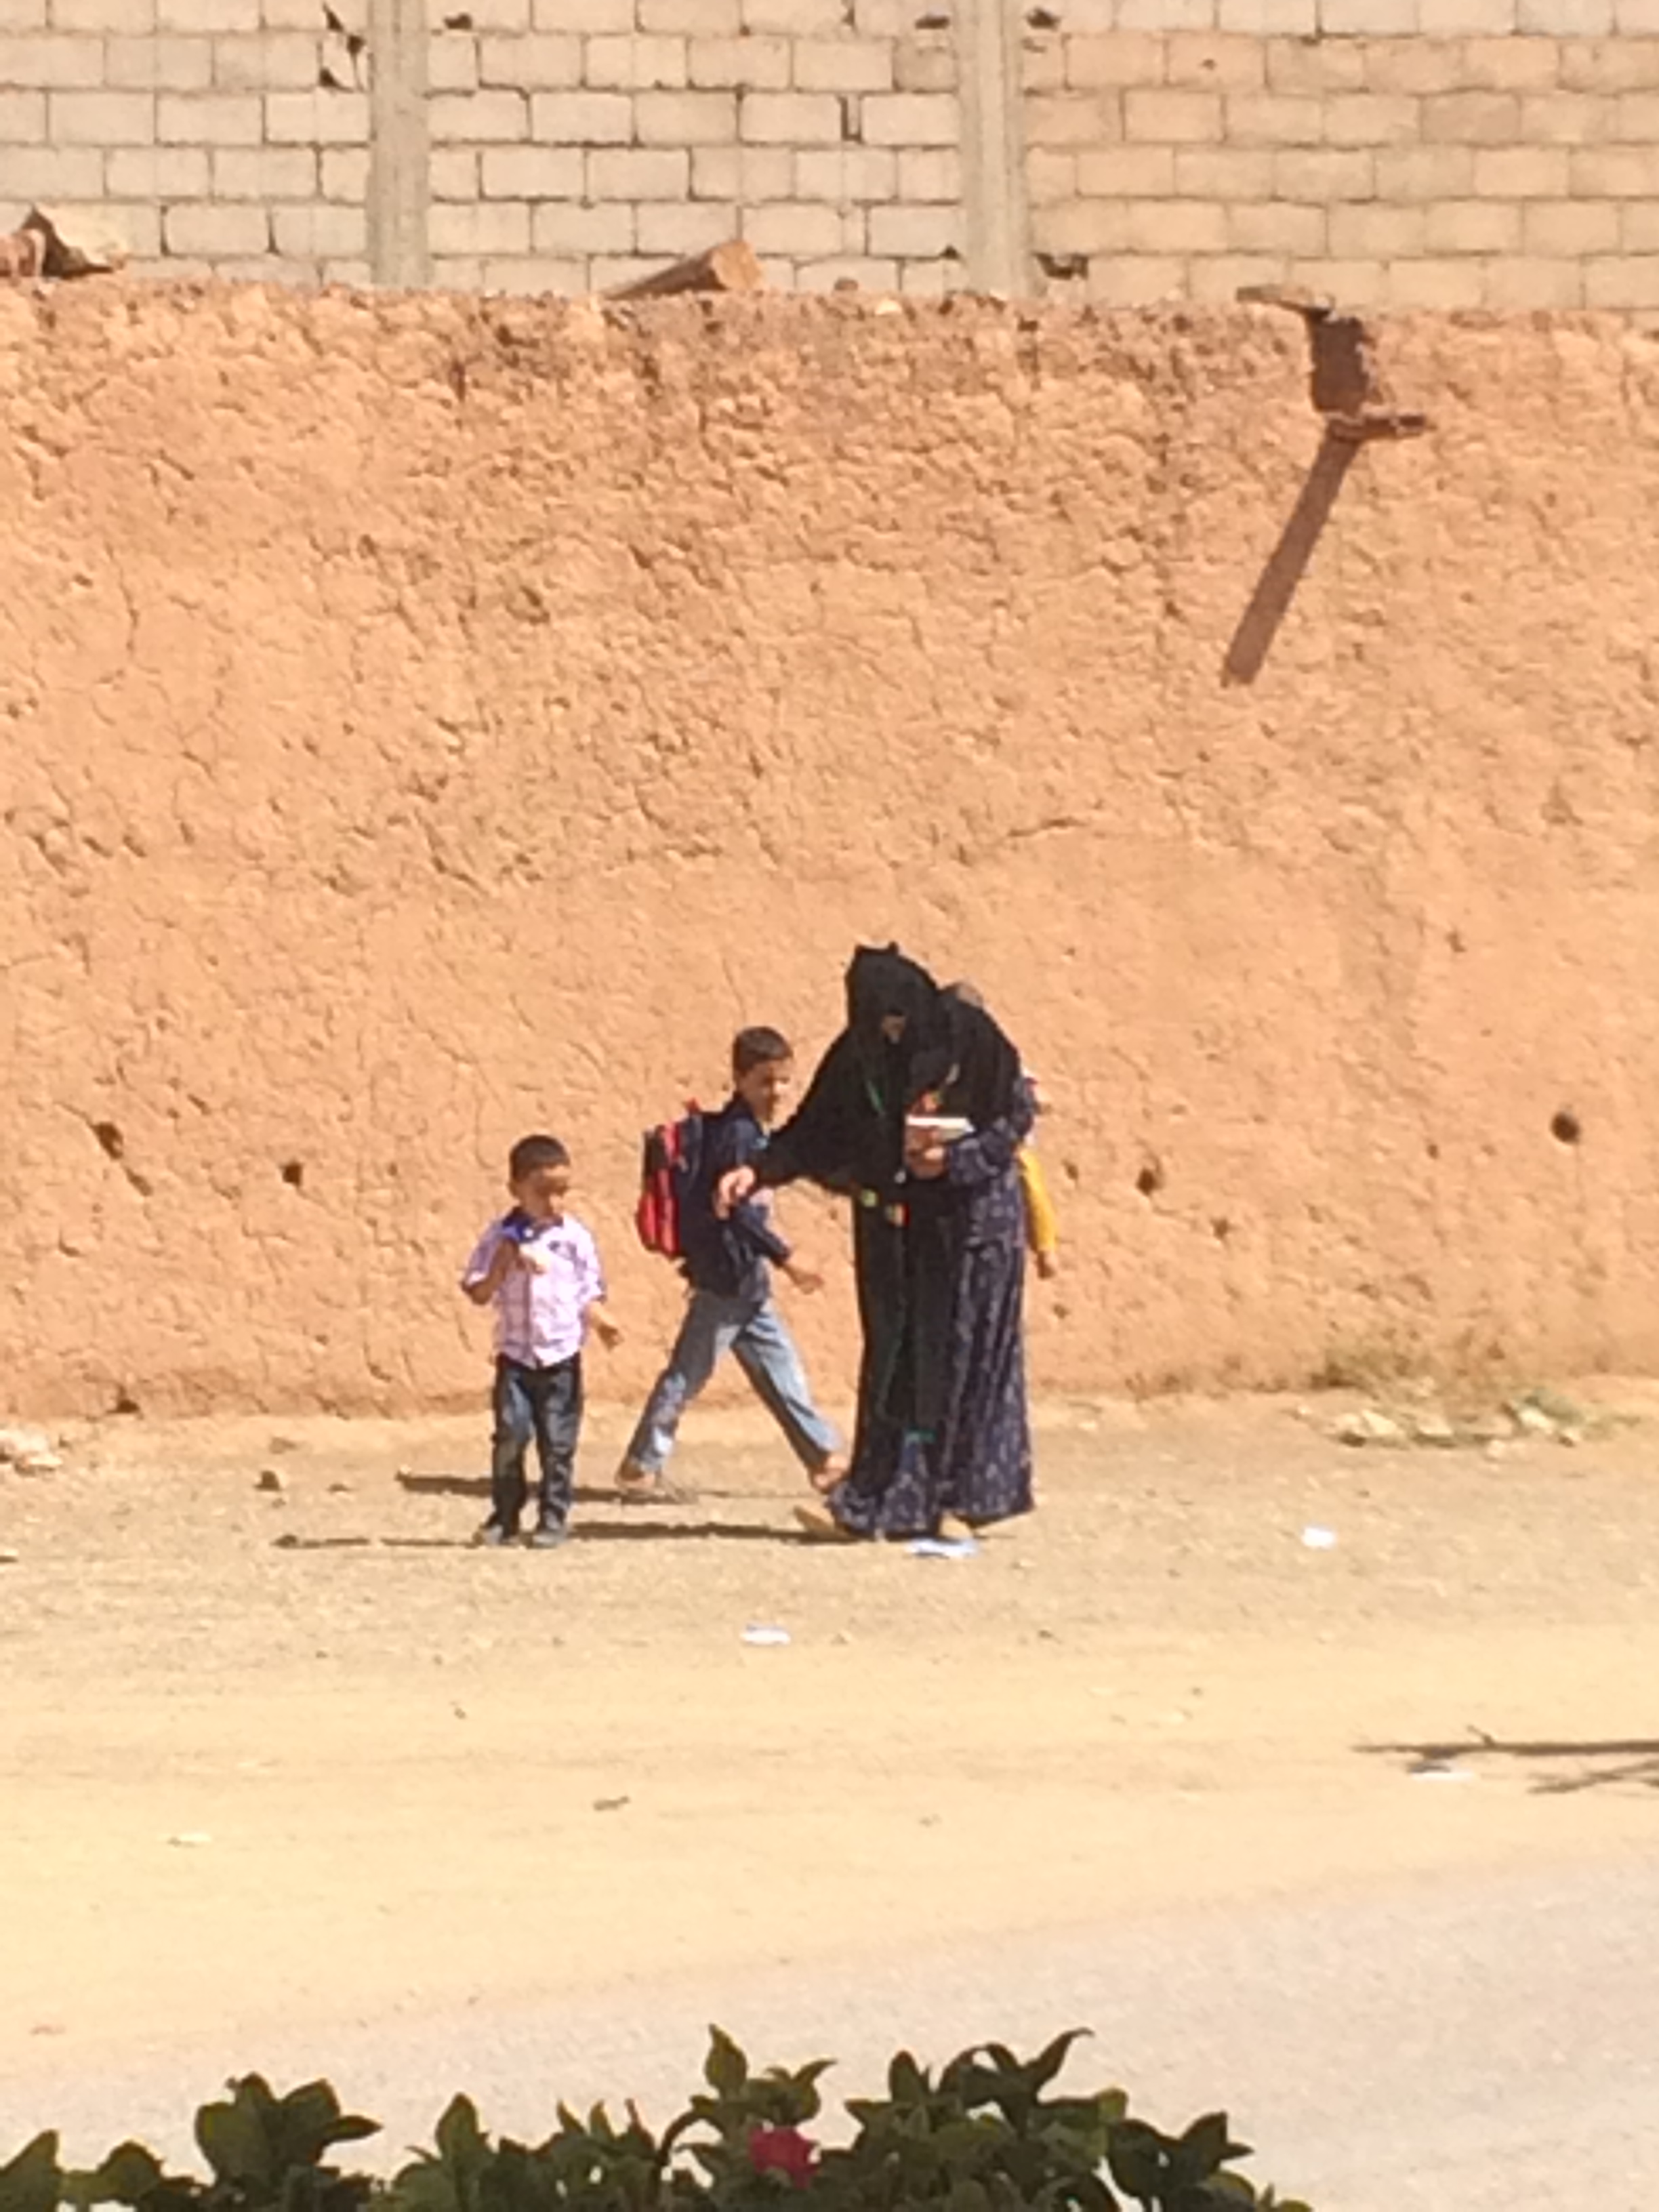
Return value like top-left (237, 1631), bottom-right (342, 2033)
top-left (67, 2146), bottom-right (167, 2209)
top-left (1170, 2115), bottom-right (1237, 2188)
top-left (703, 2030), bottom-right (748, 2102)
top-left (196, 2081), bottom-right (282, 2190)
top-left (1028, 2034), bottom-right (1090, 2095)
top-left (1105, 2121), bottom-right (1168, 2207)
top-left (0, 2135), bottom-right (63, 2212)
top-left (432, 2096), bottom-right (491, 2190)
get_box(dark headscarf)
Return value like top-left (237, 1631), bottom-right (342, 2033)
top-left (844, 944), bottom-right (962, 1109)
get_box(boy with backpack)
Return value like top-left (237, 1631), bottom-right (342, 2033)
top-left (619, 1026), bottom-right (844, 1502)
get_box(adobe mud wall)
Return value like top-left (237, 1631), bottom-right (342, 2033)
top-left (2, 285), bottom-right (1657, 1416)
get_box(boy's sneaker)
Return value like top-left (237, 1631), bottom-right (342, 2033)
top-left (475, 1519), bottom-right (518, 1547)
top-left (528, 1523), bottom-right (568, 1550)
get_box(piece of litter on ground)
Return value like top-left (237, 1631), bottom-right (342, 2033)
top-left (167, 1831), bottom-right (213, 1847)
top-left (741, 1624), bottom-right (791, 1647)
top-left (1410, 1761), bottom-right (1476, 1783)
top-left (1300, 1525), bottom-right (1338, 1550)
top-left (1334, 1408), bottom-right (1406, 1448)
top-left (0, 1425), bottom-right (54, 1466)
top-left (907, 1536), bottom-right (980, 1560)
top-left (593, 1794), bottom-right (631, 1812)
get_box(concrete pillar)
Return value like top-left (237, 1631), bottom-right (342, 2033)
top-left (368, 0), bottom-right (430, 288)
top-left (956, 0), bottom-right (1032, 295)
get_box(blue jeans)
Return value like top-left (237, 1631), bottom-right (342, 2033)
top-left (491, 1355), bottom-right (583, 1533)
top-left (626, 1291), bottom-right (840, 1477)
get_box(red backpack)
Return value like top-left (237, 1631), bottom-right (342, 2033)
top-left (635, 1105), bottom-right (705, 1261)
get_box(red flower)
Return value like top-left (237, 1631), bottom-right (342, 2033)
top-left (747, 2127), bottom-right (817, 2186)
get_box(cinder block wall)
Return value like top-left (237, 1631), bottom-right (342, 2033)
top-left (0, 0), bottom-right (373, 283)
top-left (0, 0), bottom-right (972, 292)
top-left (4, 0), bottom-right (1659, 310)
top-left (1020, 14), bottom-right (1659, 311)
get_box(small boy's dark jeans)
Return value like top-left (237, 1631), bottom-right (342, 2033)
top-left (491, 1355), bottom-right (583, 1533)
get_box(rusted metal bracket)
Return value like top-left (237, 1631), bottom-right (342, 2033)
top-left (1236, 282), bottom-right (1432, 443)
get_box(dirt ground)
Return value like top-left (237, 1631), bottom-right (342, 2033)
top-left (5, 1385), bottom-right (1659, 2158)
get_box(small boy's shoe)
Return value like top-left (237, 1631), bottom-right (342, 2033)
top-left (476, 1519), bottom-right (518, 1547)
top-left (527, 1523), bottom-right (569, 1550)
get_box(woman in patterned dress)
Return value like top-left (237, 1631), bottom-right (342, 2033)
top-left (718, 944), bottom-right (1034, 1541)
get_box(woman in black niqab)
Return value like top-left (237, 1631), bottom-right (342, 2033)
top-left (721, 944), bottom-right (1034, 1538)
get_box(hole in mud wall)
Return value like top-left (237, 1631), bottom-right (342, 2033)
top-left (92, 1120), bottom-right (125, 1162)
top-left (1551, 1110), bottom-right (1582, 1147)
top-left (1135, 1160), bottom-right (1164, 1199)
top-left (1211, 1216), bottom-right (1232, 1243)
top-left (112, 1389), bottom-right (140, 1416)
top-left (281, 1160), bottom-right (306, 1189)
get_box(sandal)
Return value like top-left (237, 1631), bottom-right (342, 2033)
top-left (808, 1454), bottom-right (848, 1496)
top-left (793, 1502), bottom-right (861, 1544)
top-left (615, 1462), bottom-right (697, 1506)
top-left (939, 1514), bottom-right (1007, 1542)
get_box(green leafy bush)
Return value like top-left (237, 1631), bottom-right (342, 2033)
top-left (1, 2033), bottom-right (1310, 2212)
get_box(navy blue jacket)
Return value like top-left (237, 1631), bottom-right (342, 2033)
top-left (678, 1097), bottom-right (792, 1301)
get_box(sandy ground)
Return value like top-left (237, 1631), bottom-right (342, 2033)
top-left (5, 1387), bottom-right (1659, 2192)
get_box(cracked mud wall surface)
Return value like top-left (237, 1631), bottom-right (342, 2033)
top-left (3, 285), bottom-right (1658, 1416)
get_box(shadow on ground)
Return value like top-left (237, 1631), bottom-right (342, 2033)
top-left (274, 1519), bottom-right (804, 1552)
top-left (393, 1471), bottom-right (762, 1507)
top-left (1363, 1733), bottom-right (1659, 1795)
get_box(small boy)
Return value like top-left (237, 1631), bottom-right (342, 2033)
top-left (617, 1027), bottom-right (844, 1501)
top-left (947, 981), bottom-right (1060, 1281)
top-left (462, 1132), bottom-right (621, 1549)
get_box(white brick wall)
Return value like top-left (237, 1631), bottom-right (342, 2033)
top-left (421, 0), bottom-right (966, 289)
top-left (0, 0), bottom-right (964, 292)
top-left (30, 0), bottom-right (1659, 308)
top-left (1025, 17), bottom-right (1659, 309)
